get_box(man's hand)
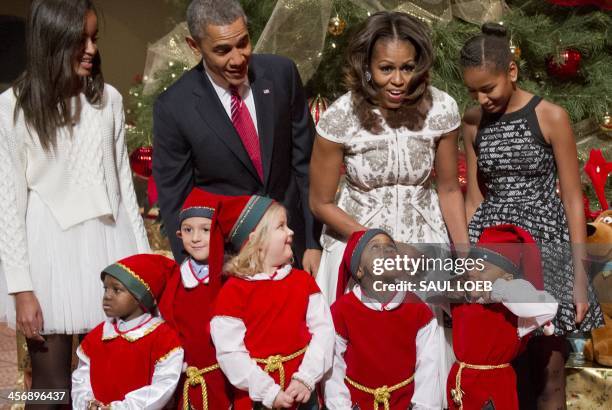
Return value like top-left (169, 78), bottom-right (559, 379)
top-left (302, 249), bottom-right (322, 277)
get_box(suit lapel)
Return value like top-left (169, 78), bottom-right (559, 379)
top-left (249, 60), bottom-right (275, 189)
top-left (193, 63), bottom-right (260, 182)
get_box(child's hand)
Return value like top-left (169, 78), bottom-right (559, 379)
top-left (87, 399), bottom-right (107, 410)
top-left (272, 390), bottom-right (294, 408)
top-left (573, 278), bottom-right (589, 324)
top-left (286, 379), bottom-right (311, 403)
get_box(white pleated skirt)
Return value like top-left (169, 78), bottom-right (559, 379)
top-left (0, 191), bottom-right (139, 335)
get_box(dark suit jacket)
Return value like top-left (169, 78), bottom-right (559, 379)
top-left (152, 54), bottom-right (321, 263)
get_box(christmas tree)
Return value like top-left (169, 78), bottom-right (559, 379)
top-left (126, 0), bottom-right (610, 213)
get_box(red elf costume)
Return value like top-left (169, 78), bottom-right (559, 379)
top-left (209, 195), bottom-right (335, 410)
top-left (447, 224), bottom-right (558, 410)
top-left (71, 254), bottom-right (184, 410)
top-left (323, 229), bottom-right (440, 410)
top-left (158, 188), bottom-right (233, 410)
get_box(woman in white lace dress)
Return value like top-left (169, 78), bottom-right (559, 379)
top-left (309, 11), bottom-right (469, 407)
top-left (0, 0), bottom-right (149, 398)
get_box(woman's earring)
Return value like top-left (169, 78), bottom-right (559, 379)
top-left (365, 70), bottom-right (372, 82)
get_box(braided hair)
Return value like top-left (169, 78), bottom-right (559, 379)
top-left (460, 22), bottom-right (512, 72)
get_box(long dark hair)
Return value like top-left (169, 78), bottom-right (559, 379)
top-left (344, 11), bottom-right (433, 133)
top-left (13, 0), bottom-right (104, 151)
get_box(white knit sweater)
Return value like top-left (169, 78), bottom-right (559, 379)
top-left (0, 84), bottom-right (149, 294)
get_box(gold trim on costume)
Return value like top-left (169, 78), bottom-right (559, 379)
top-left (102, 320), bottom-right (165, 342)
top-left (181, 206), bottom-right (215, 214)
top-left (117, 262), bottom-right (153, 296)
top-left (253, 346), bottom-right (308, 389)
top-left (183, 363), bottom-right (221, 410)
top-left (450, 361), bottom-right (510, 409)
top-left (156, 346), bottom-right (183, 365)
top-left (228, 196), bottom-right (258, 244)
top-left (345, 374), bottom-right (414, 410)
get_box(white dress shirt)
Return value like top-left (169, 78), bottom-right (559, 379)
top-left (180, 257), bottom-right (210, 287)
top-left (204, 64), bottom-right (259, 133)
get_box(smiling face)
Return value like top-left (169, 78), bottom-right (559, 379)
top-left (370, 38), bottom-right (417, 110)
top-left (187, 17), bottom-right (251, 88)
top-left (102, 275), bottom-right (143, 321)
top-left (260, 207), bottom-right (294, 269)
top-left (73, 9), bottom-right (98, 77)
top-left (177, 216), bottom-right (212, 262)
top-left (463, 63), bottom-right (517, 114)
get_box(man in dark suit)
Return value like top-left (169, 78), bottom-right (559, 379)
top-left (152, 0), bottom-right (321, 273)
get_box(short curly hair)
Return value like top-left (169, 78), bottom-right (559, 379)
top-left (186, 0), bottom-right (247, 40)
top-left (344, 11), bottom-right (434, 133)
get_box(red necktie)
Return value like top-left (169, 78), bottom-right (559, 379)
top-left (230, 86), bottom-right (263, 181)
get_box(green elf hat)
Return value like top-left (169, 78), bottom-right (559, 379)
top-left (101, 254), bottom-right (177, 312)
top-left (217, 194), bottom-right (275, 251)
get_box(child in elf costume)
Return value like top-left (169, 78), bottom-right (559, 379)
top-left (71, 254), bottom-right (184, 410)
top-left (210, 195), bottom-right (335, 410)
top-left (323, 229), bottom-right (442, 410)
top-left (447, 224), bottom-right (558, 410)
top-left (158, 188), bottom-right (233, 410)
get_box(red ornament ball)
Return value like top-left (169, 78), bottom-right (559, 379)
top-left (130, 146), bottom-right (153, 178)
top-left (547, 0), bottom-right (611, 9)
top-left (457, 151), bottom-right (468, 193)
top-left (308, 95), bottom-right (329, 126)
top-left (546, 48), bottom-right (581, 79)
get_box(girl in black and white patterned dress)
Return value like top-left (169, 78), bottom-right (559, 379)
top-left (460, 23), bottom-right (603, 409)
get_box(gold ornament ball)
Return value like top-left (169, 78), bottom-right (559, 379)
top-left (601, 112), bottom-right (612, 133)
top-left (328, 16), bottom-right (347, 36)
top-left (510, 44), bottom-right (521, 60)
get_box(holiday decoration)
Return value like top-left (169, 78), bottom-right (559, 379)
top-left (509, 39), bottom-right (521, 60)
top-left (308, 94), bottom-right (330, 125)
top-left (547, 0), bottom-right (612, 9)
top-left (129, 146), bottom-right (153, 178)
top-left (127, 0), bottom-right (611, 152)
top-left (584, 149), bottom-right (611, 212)
top-left (584, 193), bottom-right (603, 221)
top-left (142, 22), bottom-right (199, 95)
top-left (147, 176), bottom-right (159, 208)
top-left (458, 151), bottom-right (468, 193)
top-left (583, 210), bottom-right (612, 367)
top-left (328, 15), bottom-right (347, 36)
top-left (546, 48), bottom-right (582, 79)
top-left (600, 112), bottom-right (612, 133)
